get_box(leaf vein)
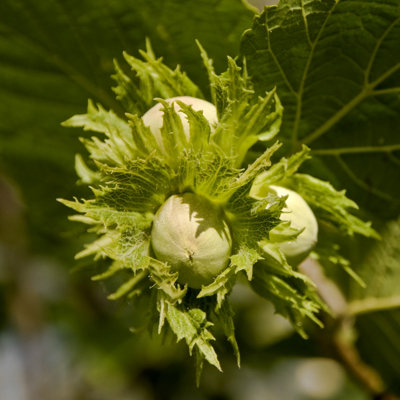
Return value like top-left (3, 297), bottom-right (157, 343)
top-left (365, 15), bottom-right (400, 85)
top-left (264, 18), bottom-right (297, 96)
top-left (335, 155), bottom-right (395, 201)
top-left (291, 0), bottom-right (339, 149)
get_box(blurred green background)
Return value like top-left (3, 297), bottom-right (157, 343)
top-left (1, 0), bottom-right (399, 399)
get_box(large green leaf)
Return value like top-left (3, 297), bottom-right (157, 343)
top-left (0, 0), bottom-right (254, 256)
top-left (241, 0), bottom-right (400, 219)
top-left (345, 218), bottom-right (400, 394)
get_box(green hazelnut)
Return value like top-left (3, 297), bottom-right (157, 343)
top-left (141, 96), bottom-right (218, 149)
top-left (151, 193), bottom-right (232, 289)
top-left (270, 185), bottom-right (318, 264)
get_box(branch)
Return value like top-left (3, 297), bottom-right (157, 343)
top-left (332, 323), bottom-right (386, 396)
top-left (311, 144), bottom-right (400, 156)
top-left (347, 296), bottom-right (400, 317)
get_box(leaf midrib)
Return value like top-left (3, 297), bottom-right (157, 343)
top-left (291, 0), bottom-right (339, 150)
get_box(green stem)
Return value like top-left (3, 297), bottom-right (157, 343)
top-left (332, 323), bottom-right (387, 396)
top-left (311, 144), bottom-right (400, 156)
top-left (347, 296), bottom-right (400, 317)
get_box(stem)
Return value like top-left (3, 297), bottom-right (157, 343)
top-left (311, 144), bottom-right (400, 156)
top-left (332, 322), bottom-right (387, 396)
top-left (347, 296), bottom-right (400, 317)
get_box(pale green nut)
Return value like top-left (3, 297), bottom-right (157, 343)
top-left (270, 185), bottom-right (318, 264)
top-left (151, 193), bottom-right (232, 289)
top-left (141, 96), bottom-right (218, 150)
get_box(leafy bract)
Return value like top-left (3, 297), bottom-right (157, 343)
top-left (241, 0), bottom-right (400, 218)
top-left (166, 303), bottom-right (221, 370)
top-left (251, 261), bottom-right (324, 338)
top-left (58, 45), bottom-right (337, 375)
top-left (199, 44), bottom-right (283, 165)
top-left (115, 41), bottom-right (203, 115)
